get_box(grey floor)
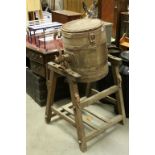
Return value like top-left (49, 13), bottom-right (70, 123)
top-left (26, 94), bottom-right (129, 155)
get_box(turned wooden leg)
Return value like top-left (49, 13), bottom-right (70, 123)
top-left (69, 80), bottom-right (87, 152)
top-left (112, 66), bottom-right (126, 124)
top-left (45, 71), bottom-right (57, 123)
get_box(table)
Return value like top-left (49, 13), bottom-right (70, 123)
top-left (27, 21), bottom-right (62, 50)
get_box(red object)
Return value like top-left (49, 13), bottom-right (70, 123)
top-left (26, 35), bottom-right (63, 52)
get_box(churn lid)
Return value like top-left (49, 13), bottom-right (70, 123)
top-left (61, 18), bottom-right (103, 33)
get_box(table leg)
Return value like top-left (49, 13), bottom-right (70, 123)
top-left (34, 30), bottom-right (36, 45)
top-left (43, 29), bottom-right (46, 50)
top-left (29, 30), bottom-right (32, 43)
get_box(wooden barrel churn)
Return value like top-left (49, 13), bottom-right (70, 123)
top-left (61, 18), bottom-right (108, 83)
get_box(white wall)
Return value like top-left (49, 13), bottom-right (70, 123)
top-left (55, 0), bottom-right (63, 10)
top-left (46, 0), bottom-right (63, 10)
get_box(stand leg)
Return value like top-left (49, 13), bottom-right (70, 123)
top-left (112, 66), bottom-right (126, 124)
top-left (45, 71), bottom-right (57, 123)
top-left (85, 83), bottom-right (92, 97)
top-left (69, 80), bottom-right (87, 152)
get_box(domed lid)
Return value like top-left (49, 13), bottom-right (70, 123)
top-left (61, 18), bottom-right (102, 33)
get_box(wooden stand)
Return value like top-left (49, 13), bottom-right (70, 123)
top-left (45, 54), bottom-right (126, 152)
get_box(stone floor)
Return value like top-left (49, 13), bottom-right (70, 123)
top-left (26, 94), bottom-right (129, 155)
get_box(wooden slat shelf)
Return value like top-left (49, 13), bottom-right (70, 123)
top-left (50, 100), bottom-right (122, 138)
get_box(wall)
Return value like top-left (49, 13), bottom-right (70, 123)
top-left (46, 0), bottom-right (93, 12)
top-left (64, 0), bottom-right (92, 13)
top-left (46, 0), bottom-right (63, 10)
